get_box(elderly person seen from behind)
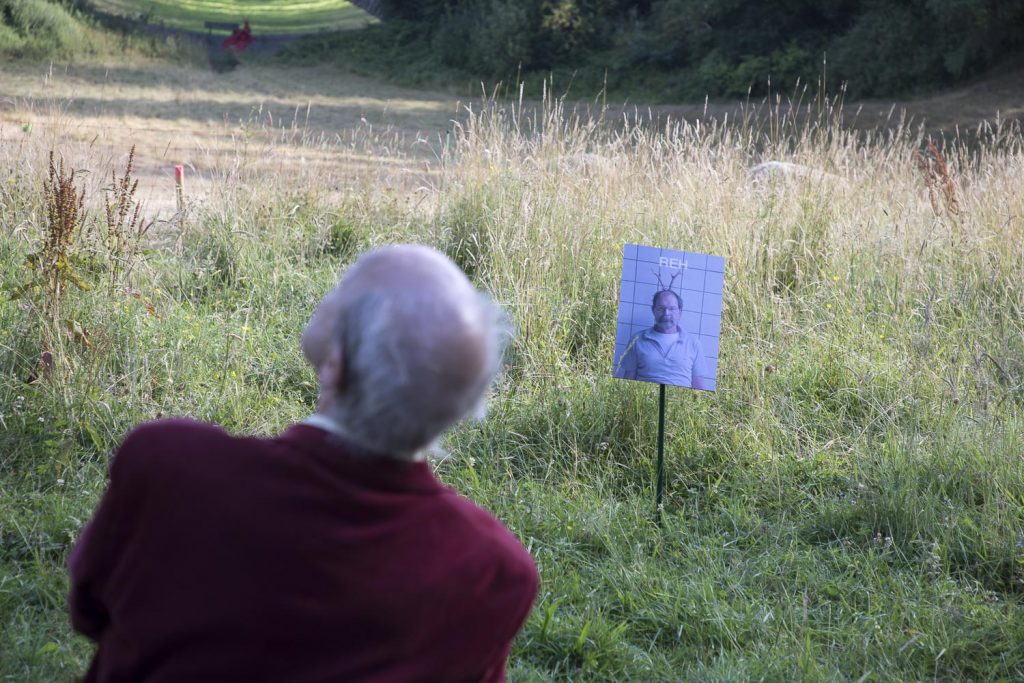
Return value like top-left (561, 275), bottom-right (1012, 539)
top-left (69, 245), bottom-right (539, 683)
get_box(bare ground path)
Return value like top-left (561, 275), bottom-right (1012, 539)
top-left (2, 58), bottom-right (1021, 220)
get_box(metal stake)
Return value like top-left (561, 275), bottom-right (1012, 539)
top-left (656, 383), bottom-right (666, 526)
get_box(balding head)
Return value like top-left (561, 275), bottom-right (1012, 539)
top-left (302, 245), bottom-right (506, 458)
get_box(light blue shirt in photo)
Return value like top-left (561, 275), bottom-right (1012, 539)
top-left (616, 328), bottom-right (707, 387)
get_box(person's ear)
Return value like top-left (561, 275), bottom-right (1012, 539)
top-left (302, 287), bottom-right (344, 368)
top-left (318, 342), bottom-right (345, 391)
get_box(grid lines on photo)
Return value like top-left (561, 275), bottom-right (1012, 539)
top-left (614, 243), bottom-right (724, 390)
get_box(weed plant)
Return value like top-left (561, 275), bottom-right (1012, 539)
top-left (1, 89), bottom-right (1023, 681)
top-left (35, 152), bottom-right (87, 319)
top-left (101, 145), bottom-right (152, 292)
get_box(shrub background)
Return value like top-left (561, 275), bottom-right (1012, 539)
top-left (0, 0), bottom-right (194, 60)
top-left (364, 0), bottom-right (1024, 98)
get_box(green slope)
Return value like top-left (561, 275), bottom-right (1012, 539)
top-left (1, 0), bottom-right (143, 60)
top-left (87, 0), bottom-right (376, 34)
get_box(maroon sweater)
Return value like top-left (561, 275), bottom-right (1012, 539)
top-left (69, 419), bottom-right (538, 682)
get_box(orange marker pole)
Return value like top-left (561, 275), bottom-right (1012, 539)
top-left (174, 165), bottom-right (185, 212)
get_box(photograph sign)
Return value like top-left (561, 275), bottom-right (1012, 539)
top-left (612, 243), bottom-right (724, 391)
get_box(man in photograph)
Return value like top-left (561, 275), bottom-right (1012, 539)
top-left (69, 245), bottom-right (538, 682)
top-left (615, 289), bottom-right (708, 388)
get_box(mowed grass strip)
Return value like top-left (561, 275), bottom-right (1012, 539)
top-left (87, 0), bottom-right (375, 34)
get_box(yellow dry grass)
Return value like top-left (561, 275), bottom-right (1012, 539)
top-left (1, 59), bottom-right (463, 218)
top-left (1, 57), bottom-right (1021, 224)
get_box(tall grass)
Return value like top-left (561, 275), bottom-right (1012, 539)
top-left (1, 87), bottom-right (1022, 681)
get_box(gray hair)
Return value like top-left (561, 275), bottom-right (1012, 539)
top-left (328, 284), bottom-right (509, 457)
top-left (651, 289), bottom-right (682, 309)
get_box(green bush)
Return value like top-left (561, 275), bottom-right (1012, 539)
top-left (831, 4), bottom-right (944, 96)
top-left (0, 0), bottom-right (88, 58)
top-left (0, 0), bottom-right (193, 61)
top-left (434, 0), bottom-right (536, 77)
top-left (350, 0), bottom-right (1024, 99)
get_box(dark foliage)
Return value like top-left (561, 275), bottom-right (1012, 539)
top-left (372, 0), bottom-right (1024, 98)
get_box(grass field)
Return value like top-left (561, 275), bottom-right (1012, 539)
top-left (87, 0), bottom-right (375, 34)
top-left (2, 33), bottom-right (1024, 683)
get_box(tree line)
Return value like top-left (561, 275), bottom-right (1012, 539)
top-left (378, 0), bottom-right (1024, 98)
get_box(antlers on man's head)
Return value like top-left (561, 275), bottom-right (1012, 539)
top-left (653, 268), bottom-right (682, 295)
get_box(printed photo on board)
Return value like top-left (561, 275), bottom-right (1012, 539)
top-left (612, 244), bottom-right (724, 391)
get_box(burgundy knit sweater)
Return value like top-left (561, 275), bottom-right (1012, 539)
top-left (69, 418), bottom-right (538, 682)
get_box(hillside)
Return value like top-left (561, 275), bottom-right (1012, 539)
top-left (85, 0), bottom-right (376, 34)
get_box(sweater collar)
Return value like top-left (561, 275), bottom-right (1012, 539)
top-left (301, 414), bottom-right (425, 461)
top-left (279, 423), bottom-right (444, 495)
